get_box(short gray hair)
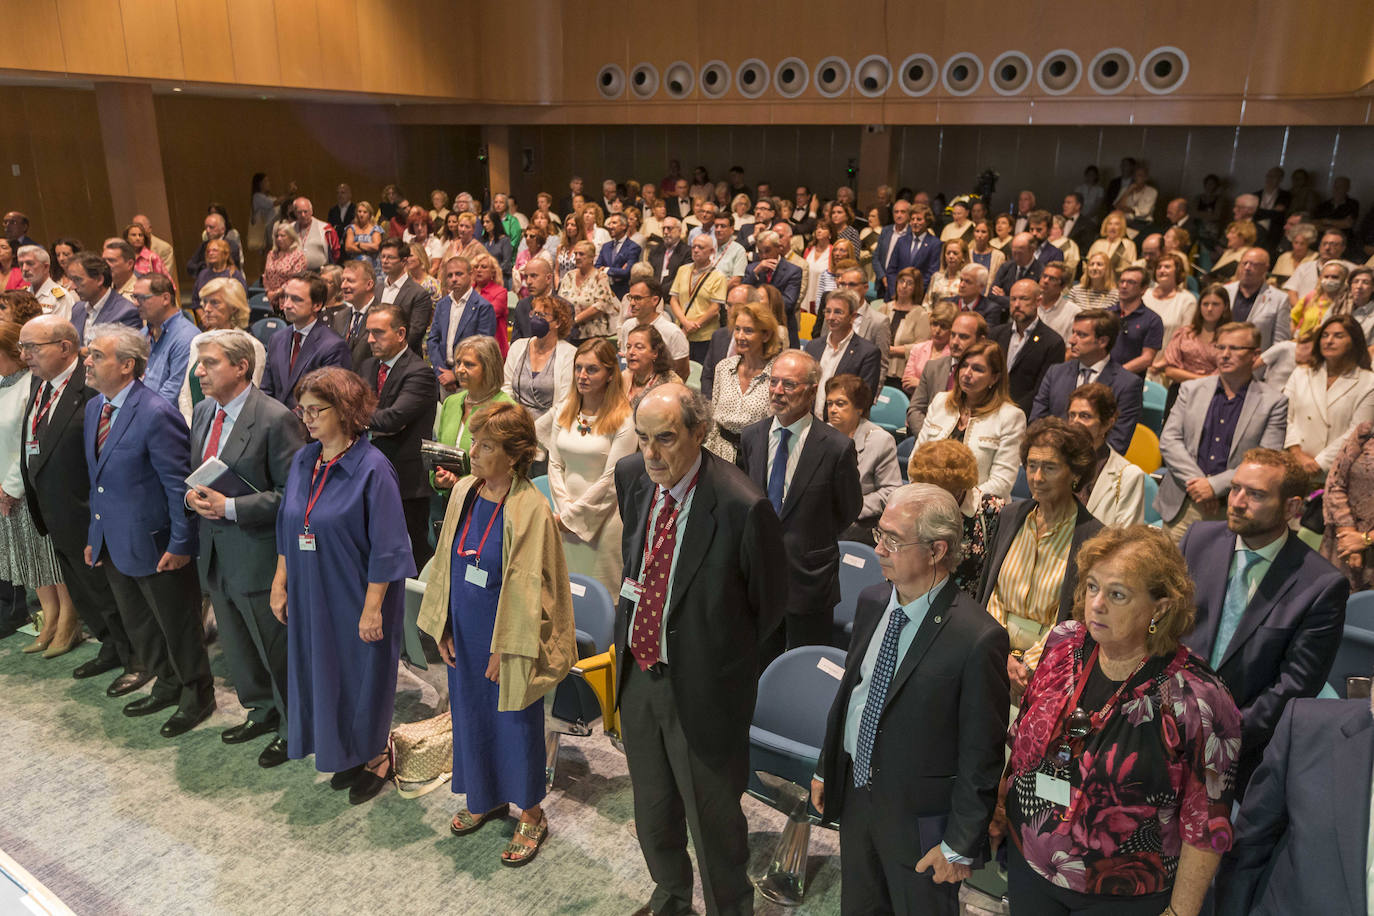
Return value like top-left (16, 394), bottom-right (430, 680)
top-left (91, 323), bottom-right (150, 377)
top-left (17, 245), bottom-right (47, 264)
top-left (634, 383), bottom-right (713, 432)
top-left (828, 288), bottom-right (861, 315)
top-left (888, 483), bottom-right (964, 566)
top-left (961, 262), bottom-right (989, 286)
top-left (775, 348), bottom-right (820, 385)
top-left (197, 328), bottom-right (257, 376)
top-left (755, 230), bottom-right (781, 251)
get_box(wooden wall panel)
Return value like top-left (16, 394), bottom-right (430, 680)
top-left (53, 0), bottom-right (130, 77)
top-left (272, 1), bottom-right (324, 90)
top-left (315, 0), bottom-right (363, 94)
top-left (0, 0), bottom-right (68, 74)
top-left (174, 0), bottom-right (234, 83)
top-left (120, 0), bottom-right (185, 80)
top-left (227, 0), bottom-right (282, 87)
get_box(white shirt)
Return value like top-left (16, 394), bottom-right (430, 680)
top-left (1284, 257), bottom-right (1357, 299)
top-left (201, 384), bottom-right (254, 521)
top-left (444, 288), bottom-right (474, 364)
top-left (380, 273), bottom-right (408, 305)
top-left (26, 359), bottom-right (77, 447)
top-left (712, 239), bottom-right (748, 279)
top-left (630, 451), bottom-right (703, 664)
top-left (766, 412), bottom-right (814, 503)
top-left (82, 289), bottom-right (113, 344)
top-left (1006, 317), bottom-right (1041, 367)
top-left (33, 277), bottom-right (70, 321)
top-left (816, 330), bottom-right (853, 415)
top-left (1038, 295), bottom-right (1081, 341)
top-left (619, 312), bottom-right (690, 362)
top-left (1076, 356), bottom-right (1109, 385)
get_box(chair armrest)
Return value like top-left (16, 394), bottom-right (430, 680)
top-left (570, 647), bottom-right (620, 742)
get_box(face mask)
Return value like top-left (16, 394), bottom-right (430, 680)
top-left (529, 313), bottom-right (551, 337)
top-left (1321, 278), bottom-right (1344, 295)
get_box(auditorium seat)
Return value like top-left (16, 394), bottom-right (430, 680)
top-left (870, 386), bottom-right (909, 437)
top-left (531, 474), bottom-right (556, 511)
top-left (548, 574), bottom-right (620, 785)
top-left (1327, 624), bottom-right (1374, 698)
top-left (1141, 379), bottom-right (1167, 434)
top-left (896, 436), bottom-right (915, 482)
top-left (1347, 590), bottom-right (1374, 630)
top-left (686, 359), bottom-right (703, 391)
top-left (1125, 424), bottom-right (1162, 474)
top-left (798, 312), bottom-right (817, 341)
top-left (250, 315), bottom-right (286, 348)
top-left (1012, 465), bottom-right (1031, 499)
top-left (1144, 474), bottom-right (1161, 525)
top-left (833, 541), bottom-right (883, 645)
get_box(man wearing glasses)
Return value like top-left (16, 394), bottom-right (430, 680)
top-left (835, 265), bottom-right (891, 368)
top-left (617, 280), bottom-right (689, 379)
top-left (132, 273), bottom-right (197, 405)
top-left (1155, 321), bottom-right (1288, 545)
top-left (812, 484), bottom-right (1009, 915)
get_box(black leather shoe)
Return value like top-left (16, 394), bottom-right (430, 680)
top-left (348, 758), bottom-right (392, 805)
top-left (75, 656), bottom-right (123, 680)
top-left (160, 699), bottom-right (216, 738)
top-left (0, 614), bottom-right (30, 639)
top-left (258, 737), bottom-right (288, 768)
top-left (107, 670), bottom-right (152, 697)
top-left (330, 764), bottom-right (365, 790)
top-left (123, 693), bottom-right (177, 717)
top-left (222, 717), bottom-right (278, 745)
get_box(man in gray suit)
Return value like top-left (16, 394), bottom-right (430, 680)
top-left (185, 329), bottom-right (305, 768)
top-left (904, 312), bottom-right (986, 435)
top-left (1155, 321), bottom-right (1287, 544)
top-left (1223, 248), bottom-right (1292, 354)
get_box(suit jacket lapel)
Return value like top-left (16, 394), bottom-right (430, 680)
top-left (883, 580), bottom-right (958, 714)
top-left (217, 390), bottom-right (260, 469)
top-left (31, 372), bottom-right (78, 476)
top-left (1229, 383), bottom-right (1266, 463)
top-left (287, 327), bottom-right (322, 393)
top-left (666, 459), bottom-right (718, 620)
top-left (1323, 368), bottom-right (1357, 425)
top-left (983, 499), bottom-right (1033, 596)
top-left (624, 472), bottom-right (654, 582)
top-left (1219, 533), bottom-right (1304, 668)
top-left (1194, 528), bottom-right (1237, 656)
top-left (1333, 711), bottom-right (1374, 913)
top-left (780, 426), bottom-right (825, 520)
top-left (95, 384), bottom-right (140, 474)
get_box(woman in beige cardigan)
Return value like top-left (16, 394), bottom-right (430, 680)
top-left (418, 402), bottom-right (576, 867)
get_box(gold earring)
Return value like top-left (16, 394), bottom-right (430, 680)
top-left (1148, 619), bottom-right (1158, 634)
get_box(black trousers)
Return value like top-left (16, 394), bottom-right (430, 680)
top-left (839, 758), bottom-right (960, 916)
top-left (1007, 843), bottom-right (1171, 916)
top-left (102, 553), bottom-right (212, 709)
top-left (761, 606), bottom-right (836, 669)
top-left (205, 555), bottom-right (287, 736)
top-left (619, 663), bottom-right (753, 916)
top-left (54, 542), bottom-right (133, 667)
top-left (401, 496), bottom-right (433, 572)
top-left (0, 578), bottom-right (27, 625)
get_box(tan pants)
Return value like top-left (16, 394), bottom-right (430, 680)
top-left (1163, 496), bottom-right (1226, 546)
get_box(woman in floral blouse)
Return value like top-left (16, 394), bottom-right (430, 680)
top-left (992, 525), bottom-right (1241, 916)
top-left (556, 240), bottom-right (618, 342)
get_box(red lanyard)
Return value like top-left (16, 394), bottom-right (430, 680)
top-left (303, 447), bottom-right (349, 531)
top-left (29, 377), bottom-right (69, 441)
top-left (639, 468), bottom-right (701, 573)
top-left (457, 483), bottom-right (507, 560)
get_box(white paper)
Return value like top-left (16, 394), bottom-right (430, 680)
top-left (816, 657), bottom-right (844, 680)
top-left (569, 581), bottom-right (587, 597)
top-left (842, 553), bottom-right (867, 569)
top-left (875, 394), bottom-right (891, 404)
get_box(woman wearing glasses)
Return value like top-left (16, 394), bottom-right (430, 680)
top-left (991, 525), bottom-right (1240, 916)
top-left (270, 367), bottom-right (416, 805)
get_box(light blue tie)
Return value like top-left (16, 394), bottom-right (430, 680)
top-left (767, 427), bottom-right (791, 515)
top-left (853, 606), bottom-right (909, 788)
top-left (1211, 549), bottom-right (1260, 667)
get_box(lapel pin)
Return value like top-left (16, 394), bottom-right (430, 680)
top-left (934, 615), bottom-right (942, 623)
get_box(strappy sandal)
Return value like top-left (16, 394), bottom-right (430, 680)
top-left (450, 803), bottom-right (510, 836)
top-left (500, 814), bottom-right (548, 868)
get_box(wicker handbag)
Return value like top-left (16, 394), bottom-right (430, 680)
top-left (388, 712), bottom-right (453, 798)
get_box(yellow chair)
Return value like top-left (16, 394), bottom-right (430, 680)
top-left (798, 311), bottom-right (817, 341)
top-left (1125, 424), bottom-right (1162, 474)
top-left (571, 646), bottom-right (620, 745)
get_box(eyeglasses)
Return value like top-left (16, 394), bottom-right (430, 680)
top-left (767, 377), bottom-right (804, 392)
top-left (292, 404), bottom-right (334, 421)
top-left (871, 528), bottom-right (926, 552)
top-left (836, 281), bottom-right (867, 289)
top-left (1214, 345), bottom-right (1255, 354)
top-left (18, 340), bottom-right (61, 353)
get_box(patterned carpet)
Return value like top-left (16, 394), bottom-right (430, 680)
top-left (0, 629), bottom-right (842, 915)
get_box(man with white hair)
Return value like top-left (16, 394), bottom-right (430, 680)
top-left (813, 483), bottom-right (1009, 915)
top-left (18, 244), bottom-right (70, 319)
top-left (185, 211), bottom-right (241, 279)
top-left (955, 262), bottom-right (997, 324)
top-left (292, 197), bottom-right (339, 269)
top-left (1232, 193), bottom-right (1260, 225)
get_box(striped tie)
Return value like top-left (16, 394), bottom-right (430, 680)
top-left (95, 402), bottom-right (114, 455)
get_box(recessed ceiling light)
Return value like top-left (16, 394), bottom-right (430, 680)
top-left (171, 86), bottom-right (182, 92)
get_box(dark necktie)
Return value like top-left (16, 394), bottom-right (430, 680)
top-left (289, 331), bottom-right (304, 370)
top-left (33, 382), bottom-right (53, 437)
top-left (348, 310), bottom-right (366, 343)
top-left (767, 428), bottom-right (792, 515)
top-left (95, 402), bottom-right (114, 455)
top-left (853, 605), bottom-right (910, 787)
top-left (629, 491), bottom-right (678, 670)
top-left (202, 408), bottom-right (226, 462)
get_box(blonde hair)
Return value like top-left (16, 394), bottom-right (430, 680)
top-left (453, 335), bottom-right (504, 401)
top-left (728, 299), bottom-right (783, 359)
top-left (198, 277), bottom-right (250, 328)
top-left (557, 339), bottom-right (632, 436)
top-left (1071, 526), bottom-right (1196, 656)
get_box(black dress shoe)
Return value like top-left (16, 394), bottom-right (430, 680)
top-left (0, 615), bottom-right (30, 639)
top-left (75, 656), bottom-right (123, 680)
top-left (330, 764), bottom-right (365, 790)
top-left (107, 670), bottom-right (152, 697)
top-left (258, 737), bottom-right (288, 768)
top-left (160, 699), bottom-right (216, 738)
top-left (123, 693), bottom-right (178, 717)
top-left (348, 758), bottom-right (392, 805)
top-left (222, 717), bottom-right (278, 745)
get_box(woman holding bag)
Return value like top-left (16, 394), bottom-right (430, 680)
top-left (418, 402), bottom-right (576, 867)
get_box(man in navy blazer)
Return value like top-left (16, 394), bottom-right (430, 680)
top-left (1030, 308), bottom-right (1142, 453)
top-left (988, 234), bottom-right (1044, 314)
top-left (370, 239), bottom-right (433, 355)
top-left (739, 350), bottom-right (861, 651)
top-left (1179, 450), bottom-right (1347, 794)
top-left (259, 274), bottom-right (351, 409)
top-left (83, 325), bottom-right (214, 738)
top-left (66, 252), bottom-right (141, 345)
top-left (1216, 696), bottom-right (1373, 916)
top-left (594, 214), bottom-right (641, 299)
top-left (742, 230), bottom-right (803, 346)
top-left (873, 199), bottom-right (914, 300)
top-left (803, 290), bottom-right (883, 411)
top-left (989, 279), bottom-right (1066, 416)
top-left (424, 256), bottom-right (495, 395)
top-left (906, 206), bottom-right (941, 288)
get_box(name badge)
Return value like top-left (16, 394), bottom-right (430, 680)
top-left (1035, 771), bottom-right (1072, 808)
top-left (25, 442), bottom-right (39, 457)
top-left (297, 533), bottom-right (317, 552)
top-left (620, 577), bottom-right (645, 606)
top-left (464, 564), bottom-right (489, 588)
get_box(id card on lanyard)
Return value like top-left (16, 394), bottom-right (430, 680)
top-left (456, 486), bottom-right (506, 588)
top-left (299, 449), bottom-right (345, 552)
top-left (620, 468), bottom-right (700, 606)
top-left (26, 377), bottom-right (70, 458)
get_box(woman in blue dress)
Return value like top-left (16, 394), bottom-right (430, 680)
top-left (271, 367), bottom-right (416, 805)
top-left (418, 401), bottom-right (576, 867)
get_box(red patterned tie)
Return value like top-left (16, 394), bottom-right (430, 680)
top-left (377, 363), bottom-right (390, 394)
top-left (202, 408), bottom-right (226, 462)
top-left (629, 490), bottom-right (677, 670)
top-left (289, 331), bottom-right (303, 370)
top-left (95, 402), bottom-right (114, 455)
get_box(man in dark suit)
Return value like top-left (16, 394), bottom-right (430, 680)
top-left (260, 274), bottom-right (352, 409)
top-left (873, 199), bottom-right (914, 300)
top-left (988, 233), bottom-right (1044, 314)
top-left (331, 261), bottom-right (376, 371)
top-left (668, 178), bottom-right (693, 221)
top-left (1216, 696), bottom-right (1372, 916)
top-left (614, 383), bottom-right (786, 916)
top-left (989, 279), bottom-right (1065, 414)
top-left (1179, 449), bottom-right (1347, 793)
top-left (186, 329), bottom-right (303, 768)
top-left (83, 325), bottom-right (214, 738)
top-left (19, 316), bottom-right (142, 692)
top-left (372, 239), bottom-right (432, 355)
top-left (802, 290), bottom-right (882, 414)
top-left (594, 213), bottom-right (642, 299)
top-left (813, 484), bottom-right (1009, 915)
top-left (647, 217), bottom-right (691, 292)
top-left (1252, 166), bottom-right (1292, 248)
top-left (327, 183), bottom-right (355, 238)
top-left (740, 350), bottom-right (860, 651)
top-left (742, 230), bottom-right (803, 346)
top-left (424, 255), bottom-right (496, 396)
top-left (66, 252), bottom-right (141, 345)
top-left (1061, 192), bottom-right (1099, 255)
top-left (1030, 309), bottom-right (1143, 453)
top-left (906, 205), bottom-right (941, 285)
top-left (905, 312), bottom-right (986, 434)
top-left (360, 305), bottom-right (439, 569)
top-left (508, 253), bottom-right (554, 343)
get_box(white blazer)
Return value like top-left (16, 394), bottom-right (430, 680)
top-left (916, 394), bottom-right (1026, 499)
top-left (0, 370), bottom-right (31, 498)
top-left (1085, 448), bottom-right (1146, 528)
top-left (503, 337), bottom-right (577, 447)
top-left (1283, 364), bottom-right (1374, 471)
